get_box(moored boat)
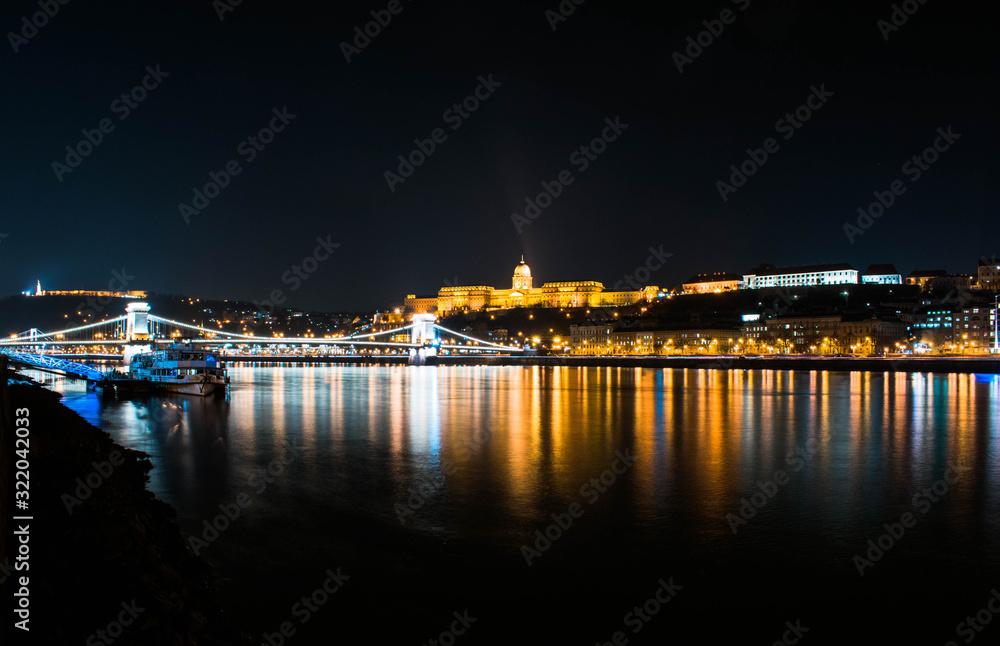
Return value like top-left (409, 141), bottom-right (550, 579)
top-left (128, 343), bottom-right (228, 396)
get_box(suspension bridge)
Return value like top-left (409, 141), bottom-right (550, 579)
top-left (1, 302), bottom-right (524, 381)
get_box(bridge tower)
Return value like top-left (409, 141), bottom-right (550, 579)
top-left (409, 314), bottom-right (438, 365)
top-left (124, 302), bottom-right (153, 368)
top-left (125, 302), bottom-right (151, 342)
top-left (410, 314), bottom-right (437, 346)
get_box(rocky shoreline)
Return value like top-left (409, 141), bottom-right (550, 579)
top-left (1, 358), bottom-right (253, 645)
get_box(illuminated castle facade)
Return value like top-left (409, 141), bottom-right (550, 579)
top-left (405, 258), bottom-right (659, 315)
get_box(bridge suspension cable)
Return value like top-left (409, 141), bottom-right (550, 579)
top-left (345, 324), bottom-right (413, 340)
top-left (147, 315), bottom-right (418, 347)
top-left (147, 315), bottom-right (271, 341)
top-left (0, 315), bottom-right (128, 344)
top-left (432, 324), bottom-right (521, 351)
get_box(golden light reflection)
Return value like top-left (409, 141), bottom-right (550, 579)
top-left (401, 368), bottom-right (999, 544)
top-left (40, 364), bottom-right (1000, 554)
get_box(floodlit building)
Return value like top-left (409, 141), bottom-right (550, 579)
top-left (24, 281), bottom-right (148, 299)
top-left (905, 269), bottom-right (946, 290)
top-left (743, 315), bottom-right (841, 353)
top-left (682, 272), bottom-right (744, 294)
top-left (608, 327), bottom-right (740, 355)
top-left (405, 258), bottom-right (659, 314)
top-left (838, 313), bottom-right (907, 355)
top-left (742, 263), bottom-right (858, 289)
top-left (861, 264), bottom-right (902, 285)
top-left (570, 321), bottom-right (618, 355)
top-left (742, 313), bottom-right (905, 355)
top-left (404, 295), bottom-right (438, 314)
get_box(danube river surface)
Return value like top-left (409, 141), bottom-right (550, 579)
top-left (31, 365), bottom-right (1000, 644)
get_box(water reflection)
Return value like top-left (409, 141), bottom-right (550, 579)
top-left (25, 365), bottom-right (1000, 641)
top-left (29, 369), bottom-right (1000, 541)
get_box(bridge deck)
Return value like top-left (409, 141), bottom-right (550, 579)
top-left (0, 349), bottom-right (107, 381)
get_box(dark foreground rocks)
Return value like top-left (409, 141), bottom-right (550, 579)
top-left (1, 363), bottom-right (253, 645)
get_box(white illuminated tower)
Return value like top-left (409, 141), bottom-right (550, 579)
top-left (124, 302), bottom-right (153, 368)
top-left (126, 303), bottom-right (151, 341)
top-left (409, 313), bottom-right (438, 365)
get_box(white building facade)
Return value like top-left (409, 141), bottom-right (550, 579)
top-left (743, 263), bottom-right (858, 289)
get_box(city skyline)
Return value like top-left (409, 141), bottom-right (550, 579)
top-left (14, 250), bottom-right (998, 312)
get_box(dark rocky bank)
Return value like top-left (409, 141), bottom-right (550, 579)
top-left (1, 358), bottom-right (254, 645)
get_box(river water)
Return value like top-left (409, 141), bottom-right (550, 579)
top-left (30, 365), bottom-right (1000, 644)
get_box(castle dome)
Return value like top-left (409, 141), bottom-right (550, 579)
top-left (514, 257), bottom-right (531, 277)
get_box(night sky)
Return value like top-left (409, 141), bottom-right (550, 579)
top-left (1, 0), bottom-right (996, 311)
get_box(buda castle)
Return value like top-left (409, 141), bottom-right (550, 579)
top-left (405, 258), bottom-right (659, 315)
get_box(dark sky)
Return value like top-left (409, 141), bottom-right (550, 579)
top-left (1, 0), bottom-right (996, 311)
